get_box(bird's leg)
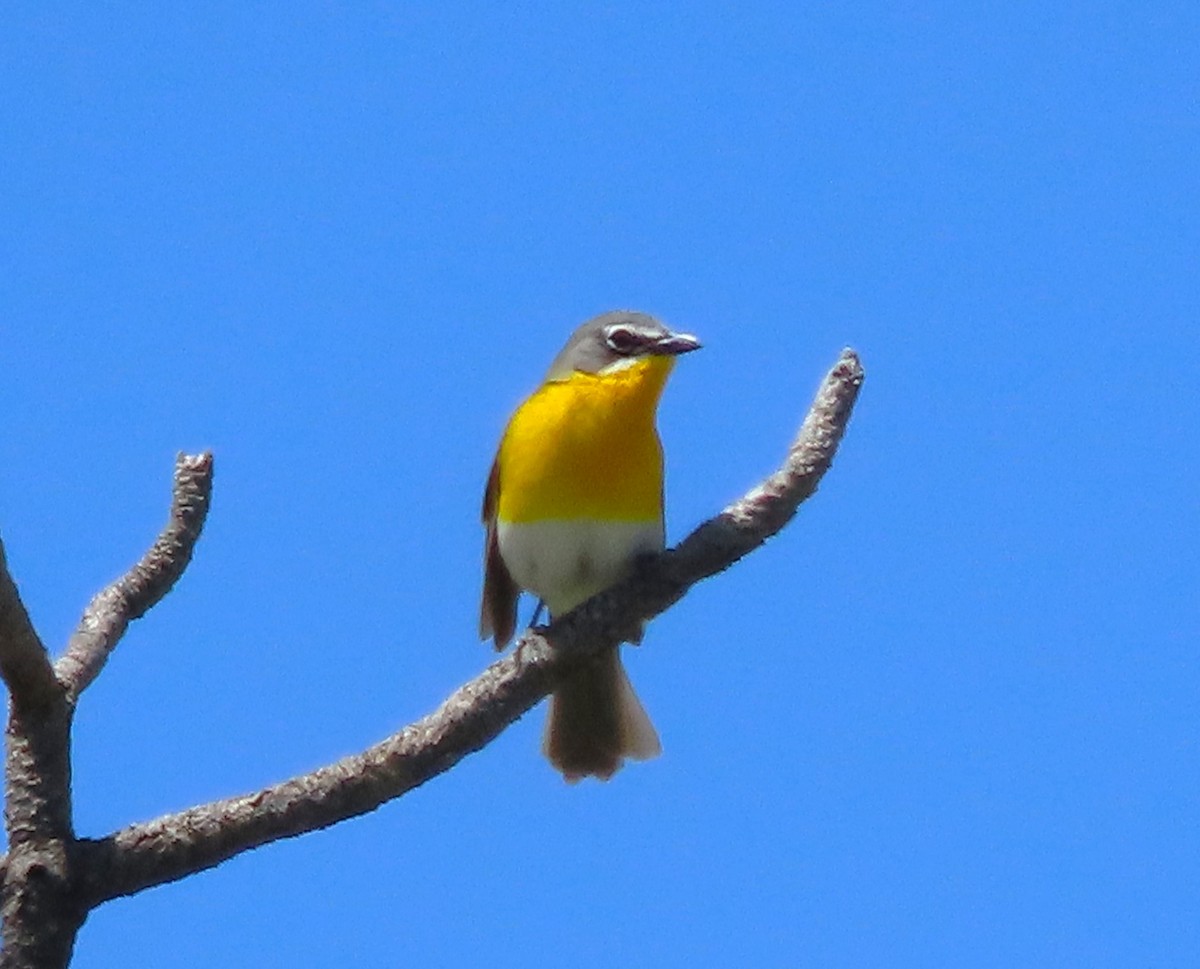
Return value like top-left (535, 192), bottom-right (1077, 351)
top-left (529, 599), bottom-right (547, 628)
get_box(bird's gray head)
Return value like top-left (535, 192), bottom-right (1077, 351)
top-left (546, 310), bottom-right (701, 380)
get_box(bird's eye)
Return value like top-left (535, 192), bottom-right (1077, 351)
top-left (604, 326), bottom-right (641, 355)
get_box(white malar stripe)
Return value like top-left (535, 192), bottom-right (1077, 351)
top-left (597, 355), bottom-right (644, 374)
top-left (497, 518), bottom-right (664, 616)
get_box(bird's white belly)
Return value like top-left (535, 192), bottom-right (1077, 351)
top-left (497, 518), bottom-right (664, 616)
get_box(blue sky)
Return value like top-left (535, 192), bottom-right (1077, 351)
top-left (2, 2), bottom-right (1197, 966)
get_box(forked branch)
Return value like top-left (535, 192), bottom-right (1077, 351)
top-left (3, 453), bottom-right (214, 968)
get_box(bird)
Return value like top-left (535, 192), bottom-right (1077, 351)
top-left (480, 310), bottom-right (701, 781)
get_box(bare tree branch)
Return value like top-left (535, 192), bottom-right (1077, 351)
top-left (76, 646), bottom-right (556, 904)
top-left (55, 452), bottom-right (214, 702)
top-left (75, 349), bottom-right (864, 905)
top-left (2, 698), bottom-right (79, 969)
top-left (2, 544), bottom-right (78, 965)
top-left (0, 542), bottom-right (61, 713)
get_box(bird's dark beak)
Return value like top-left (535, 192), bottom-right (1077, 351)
top-left (653, 331), bottom-right (702, 356)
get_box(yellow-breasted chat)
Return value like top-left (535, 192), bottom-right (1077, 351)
top-left (480, 310), bottom-right (701, 781)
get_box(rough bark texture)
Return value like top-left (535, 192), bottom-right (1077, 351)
top-left (0, 350), bottom-right (864, 967)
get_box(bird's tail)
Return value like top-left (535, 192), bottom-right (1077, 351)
top-left (543, 648), bottom-right (661, 782)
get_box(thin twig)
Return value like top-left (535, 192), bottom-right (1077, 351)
top-left (76, 350), bottom-right (864, 904)
top-left (55, 453), bottom-right (214, 701)
top-left (0, 540), bottom-right (61, 711)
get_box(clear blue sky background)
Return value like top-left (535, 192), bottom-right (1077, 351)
top-left (2, 3), bottom-right (1197, 966)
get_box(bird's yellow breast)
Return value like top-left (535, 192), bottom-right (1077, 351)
top-left (495, 355), bottom-right (674, 524)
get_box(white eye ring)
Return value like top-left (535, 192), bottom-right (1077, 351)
top-left (604, 326), bottom-right (640, 354)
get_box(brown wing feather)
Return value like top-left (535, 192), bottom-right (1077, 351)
top-left (479, 458), bottom-right (519, 649)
